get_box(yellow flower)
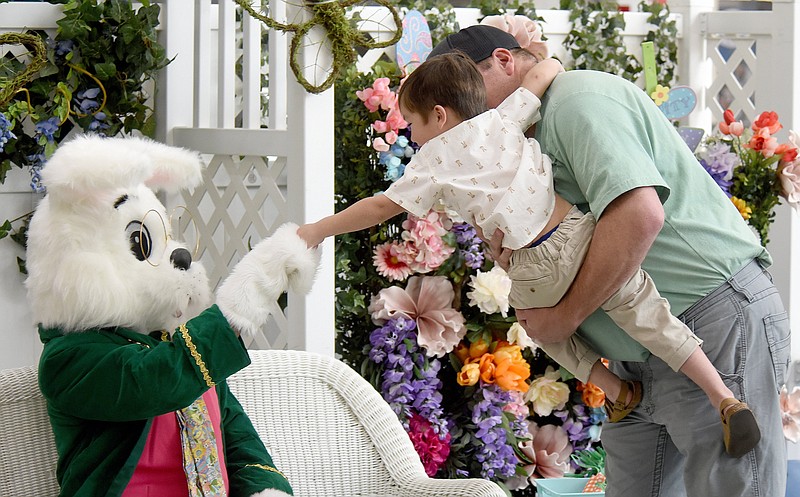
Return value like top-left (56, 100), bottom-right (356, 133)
top-left (731, 196), bottom-right (752, 220)
top-left (525, 366), bottom-right (570, 416)
top-left (457, 362), bottom-right (480, 386)
top-left (650, 84), bottom-right (670, 106)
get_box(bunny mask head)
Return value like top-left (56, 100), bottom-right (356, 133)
top-left (25, 135), bottom-right (212, 334)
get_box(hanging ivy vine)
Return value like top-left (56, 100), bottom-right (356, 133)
top-left (0, 0), bottom-right (170, 271)
top-left (562, 0), bottom-right (642, 82)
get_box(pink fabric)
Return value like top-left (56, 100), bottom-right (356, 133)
top-left (123, 389), bottom-right (229, 496)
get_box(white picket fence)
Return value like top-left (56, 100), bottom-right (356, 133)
top-left (1, 0), bottom-right (799, 370)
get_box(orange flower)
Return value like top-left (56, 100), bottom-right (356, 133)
top-left (454, 343), bottom-right (470, 365)
top-left (478, 353), bottom-right (496, 383)
top-left (577, 381), bottom-right (606, 408)
top-left (457, 363), bottom-right (480, 386)
top-left (492, 342), bottom-right (531, 392)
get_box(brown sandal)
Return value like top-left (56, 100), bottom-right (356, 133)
top-left (720, 397), bottom-right (761, 458)
top-left (604, 380), bottom-right (642, 423)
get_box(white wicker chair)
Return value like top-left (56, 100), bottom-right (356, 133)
top-left (228, 349), bottom-right (506, 497)
top-left (0, 350), bottom-right (506, 497)
top-left (0, 365), bottom-right (60, 497)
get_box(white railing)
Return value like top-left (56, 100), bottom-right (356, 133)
top-left (1, 0), bottom-right (799, 369)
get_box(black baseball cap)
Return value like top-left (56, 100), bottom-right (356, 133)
top-left (429, 25), bottom-right (521, 63)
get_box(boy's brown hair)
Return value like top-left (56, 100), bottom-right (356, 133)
top-left (397, 52), bottom-right (488, 123)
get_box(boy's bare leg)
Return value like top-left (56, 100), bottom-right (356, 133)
top-left (679, 347), bottom-right (734, 409)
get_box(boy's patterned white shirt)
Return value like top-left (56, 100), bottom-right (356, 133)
top-left (384, 87), bottom-right (555, 250)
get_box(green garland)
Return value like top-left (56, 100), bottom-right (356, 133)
top-left (0, 33), bottom-right (48, 108)
top-left (235, 0), bottom-right (403, 93)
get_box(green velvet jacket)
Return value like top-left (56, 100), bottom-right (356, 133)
top-left (37, 305), bottom-right (293, 497)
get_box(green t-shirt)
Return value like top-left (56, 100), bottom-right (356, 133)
top-left (535, 70), bottom-right (770, 362)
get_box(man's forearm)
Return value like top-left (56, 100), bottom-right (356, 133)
top-left (555, 187), bottom-right (664, 330)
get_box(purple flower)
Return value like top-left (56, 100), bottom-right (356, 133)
top-left (700, 158), bottom-right (733, 196)
top-left (0, 112), bottom-right (15, 153)
top-left (54, 40), bottom-right (75, 58)
top-left (451, 222), bottom-right (485, 269)
top-left (368, 317), bottom-right (448, 434)
top-left (469, 383), bottom-right (520, 480)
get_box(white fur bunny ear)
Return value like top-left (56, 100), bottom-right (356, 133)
top-left (42, 134), bottom-right (203, 204)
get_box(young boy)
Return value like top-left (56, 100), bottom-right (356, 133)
top-left (297, 53), bottom-right (760, 457)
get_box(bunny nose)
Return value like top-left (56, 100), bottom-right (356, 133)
top-left (170, 248), bottom-right (192, 271)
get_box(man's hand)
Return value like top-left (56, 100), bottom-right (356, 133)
top-left (515, 306), bottom-right (579, 344)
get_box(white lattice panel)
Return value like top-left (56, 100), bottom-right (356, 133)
top-left (706, 37), bottom-right (761, 126)
top-left (167, 151), bottom-right (290, 350)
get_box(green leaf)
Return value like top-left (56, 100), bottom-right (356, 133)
top-left (0, 160), bottom-right (11, 184)
top-left (94, 62), bottom-right (117, 79)
top-left (57, 17), bottom-right (91, 40)
top-left (0, 220), bottom-right (11, 240)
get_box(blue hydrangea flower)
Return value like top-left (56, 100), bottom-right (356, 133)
top-left (34, 117), bottom-right (60, 143)
top-left (0, 112), bottom-right (16, 153)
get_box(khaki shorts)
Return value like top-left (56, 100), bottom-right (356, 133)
top-left (507, 206), bottom-right (701, 382)
top-left (508, 205), bottom-right (594, 309)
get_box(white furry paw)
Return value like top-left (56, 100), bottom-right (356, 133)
top-left (216, 222), bottom-right (321, 338)
top-left (249, 489), bottom-right (293, 497)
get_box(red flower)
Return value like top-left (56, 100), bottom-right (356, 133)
top-left (407, 413), bottom-right (451, 476)
top-left (723, 109), bottom-right (735, 125)
top-left (753, 111), bottom-right (783, 134)
top-left (776, 143), bottom-right (799, 164)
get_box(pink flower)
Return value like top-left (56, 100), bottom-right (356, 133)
top-left (719, 120), bottom-right (744, 137)
top-left (372, 120), bottom-right (390, 134)
top-left (385, 106), bottom-right (408, 133)
top-left (407, 413), bottom-right (451, 476)
top-left (373, 241), bottom-right (413, 281)
top-left (372, 137), bottom-right (390, 152)
top-left (779, 160), bottom-right (800, 211)
top-left (747, 127), bottom-right (779, 157)
top-left (780, 385), bottom-right (800, 443)
top-left (369, 275), bottom-right (466, 357)
top-left (515, 423), bottom-right (573, 483)
top-left (385, 130), bottom-right (398, 145)
top-left (356, 77), bottom-right (396, 113)
top-left (480, 15), bottom-right (549, 61)
top-left (719, 109), bottom-right (745, 136)
top-left (400, 212), bottom-right (456, 273)
top-left (502, 390), bottom-right (531, 419)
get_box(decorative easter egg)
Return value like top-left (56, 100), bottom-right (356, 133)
top-left (677, 126), bottom-right (705, 153)
top-left (659, 86), bottom-right (697, 120)
top-left (396, 10), bottom-right (432, 73)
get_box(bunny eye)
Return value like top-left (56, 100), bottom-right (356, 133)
top-left (126, 221), bottom-right (152, 262)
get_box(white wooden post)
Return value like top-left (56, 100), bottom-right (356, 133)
top-left (156, 0), bottom-right (196, 143)
top-left (767, 0), bottom-right (800, 362)
top-left (670, 0), bottom-right (714, 130)
top-left (284, 17), bottom-right (336, 356)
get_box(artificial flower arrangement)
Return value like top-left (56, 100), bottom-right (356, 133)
top-left (332, 17), bottom-right (606, 495)
top-left (696, 109), bottom-right (800, 246)
top-left (782, 384), bottom-right (800, 444)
